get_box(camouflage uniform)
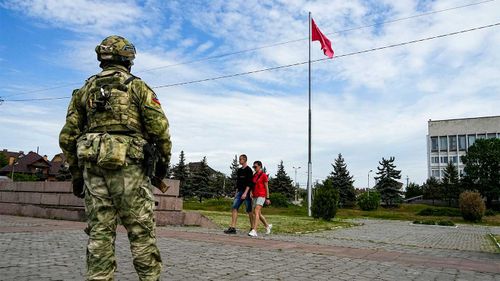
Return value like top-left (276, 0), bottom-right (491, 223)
top-left (59, 36), bottom-right (171, 281)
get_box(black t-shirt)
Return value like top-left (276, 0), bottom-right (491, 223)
top-left (236, 166), bottom-right (253, 192)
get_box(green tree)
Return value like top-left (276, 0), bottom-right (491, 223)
top-left (405, 182), bottom-right (423, 199)
top-left (461, 138), bottom-right (500, 208)
top-left (325, 153), bottom-right (356, 207)
top-left (55, 163), bottom-right (72, 181)
top-left (441, 162), bottom-right (460, 206)
top-left (190, 156), bottom-right (211, 202)
top-left (374, 157), bottom-right (403, 206)
top-left (311, 182), bottom-right (339, 220)
top-left (268, 160), bottom-right (294, 200)
top-left (422, 177), bottom-right (442, 205)
top-left (229, 155), bottom-right (239, 196)
top-left (172, 151), bottom-right (191, 197)
top-left (209, 172), bottom-right (227, 198)
top-left (0, 153), bottom-right (7, 168)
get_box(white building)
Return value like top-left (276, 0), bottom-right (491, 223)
top-left (427, 116), bottom-right (500, 180)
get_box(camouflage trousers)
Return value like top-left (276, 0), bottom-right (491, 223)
top-left (83, 162), bottom-right (162, 281)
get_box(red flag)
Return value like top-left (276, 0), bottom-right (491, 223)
top-left (311, 18), bottom-right (334, 58)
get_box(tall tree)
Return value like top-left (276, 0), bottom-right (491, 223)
top-left (172, 151), bottom-right (191, 197)
top-left (461, 138), bottom-right (500, 207)
top-left (405, 182), bottom-right (423, 199)
top-left (422, 177), bottom-right (442, 205)
top-left (229, 155), bottom-right (239, 194)
top-left (190, 156), bottom-right (211, 202)
top-left (268, 160), bottom-right (294, 200)
top-left (0, 153), bottom-right (7, 168)
top-left (441, 162), bottom-right (460, 206)
top-left (374, 157), bottom-right (403, 206)
top-left (325, 153), bottom-right (356, 207)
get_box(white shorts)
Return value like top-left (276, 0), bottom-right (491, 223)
top-left (253, 197), bottom-right (266, 208)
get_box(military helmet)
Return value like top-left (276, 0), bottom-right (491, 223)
top-left (95, 35), bottom-right (136, 63)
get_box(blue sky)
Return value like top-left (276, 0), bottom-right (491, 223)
top-left (0, 0), bottom-right (499, 188)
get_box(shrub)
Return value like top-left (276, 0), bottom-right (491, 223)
top-left (417, 207), bottom-right (461, 217)
top-left (421, 220), bottom-right (436, 225)
top-left (413, 220), bottom-right (422, 224)
top-left (437, 220), bottom-right (455, 226)
top-left (459, 191), bottom-right (486, 222)
top-left (269, 193), bottom-right (289, 208)
top-left (358, 192), bottom-right (381, 211)
top-left (485, 209), bottom-right (496, 216)
top-left (311, 186), bottom-right (339, 221)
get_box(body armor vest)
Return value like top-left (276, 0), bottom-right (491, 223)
top-left (84, 69), bottom-right (143, 135)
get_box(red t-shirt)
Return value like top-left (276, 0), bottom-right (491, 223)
top-left (252, 171), bottom-right (268, 198)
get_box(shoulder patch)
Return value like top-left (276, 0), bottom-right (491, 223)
top-left (152, 93), bottom-right (161, 105)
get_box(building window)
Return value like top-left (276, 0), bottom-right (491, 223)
top-left (458, 135), bottom-right (466, 151)
top-left (439, 136), bottom-right (448, 151)
top-left (451, 156), bottom-right (458, 164)
top-left (487, 133), bottom-right (497, 139)
top-left (449, 135), bottom-right (457, 150)
top-left (431, 169), bottom-right (440, 178)
top-left (477, 134), bottom-right (486, 139)
top-left (468, 135), bottom-right (476, 147)
top-left (430, 137), bottom-right (438, 152)
top-left (440, 156), bottom-right (448, 163)
top-left (431, 156), bottom-right (439, 164)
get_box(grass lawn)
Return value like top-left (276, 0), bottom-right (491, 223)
top-left (199, 210), bottom-right (354, 234)
top-left (184, 198), bottom-right (500, 229)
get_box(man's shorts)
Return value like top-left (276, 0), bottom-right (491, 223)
top-left (232, 191), bottom-right (252, 213)
top-left (252, 197), bottom-right (266, 208)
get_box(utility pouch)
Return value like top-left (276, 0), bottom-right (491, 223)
top-left (76, 133), bottom-right (102, 162)
top-left (97, 133), bottom-right (128, 169)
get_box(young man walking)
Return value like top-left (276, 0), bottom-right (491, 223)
top-left (224, 154), bottom-right (254, 234)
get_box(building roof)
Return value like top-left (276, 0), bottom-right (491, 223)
top-left (429, 115), bottom-right (500, 123)
top-left (0, 151), bottom-right (50, 174)
top-left (0, 149), bottom-right (24, 160)
top-left (188, 162), bottom-right (219, 175)
top-left (49, 153), bottom-right (67, 176)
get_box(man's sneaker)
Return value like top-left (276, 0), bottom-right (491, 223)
top-left (248, 229), bottom-right (258, 237)
top-left (224, 227), bottom-right (236, 234)
top-left (266, 224), bottom-right (273, 235)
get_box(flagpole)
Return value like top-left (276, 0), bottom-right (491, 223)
top-left (307, 11), bottom-right (312, 217)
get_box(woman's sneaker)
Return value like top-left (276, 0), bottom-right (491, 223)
top-left (266, 224), bottom-right (273, 234)
top-left (224, 227), bottom-right (236, 234)
top-left (248, 229), bottom-right (258, 237)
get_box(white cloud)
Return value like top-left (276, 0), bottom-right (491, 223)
top-left (1, 0), bottom-right (500, 188)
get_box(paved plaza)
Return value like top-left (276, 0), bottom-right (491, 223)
top-left (0, 215), bottom-right (499, 280)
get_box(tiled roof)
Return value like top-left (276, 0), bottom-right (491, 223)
top-left (0, 151), bottom-right (50, 174)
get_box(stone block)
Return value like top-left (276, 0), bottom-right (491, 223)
top-left (183, 211), bottom-right (218, 228)
top-left (0, 182), bottom-right (15, 191)
top-left (15, 182), bottom-right (45, 192)
top-left (18, 192), bottom-right (42, 205)
top-left (21, 204), bottom-right (47, 218)
top-left (0, 202), bottom-right (21, 215)
top-left (155, 211), bottom-right (184, 226)
top-left (41, 193), bottom-right (60, 205)
top-left (59, 194), bottom-right (84, 207)
top-left (153, 179), bottom-right (180, 197)
top-left (47, 208), bottom-right (85, 221)
top-left (0, 191), bottom-right (19, 203)
top-left (155, 197), bottom-right (182, 211)
top-left (44, 181), bottom-right (72, 193)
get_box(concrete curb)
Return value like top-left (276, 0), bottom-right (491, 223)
top-left (488, 233), bottom-right (500, 250)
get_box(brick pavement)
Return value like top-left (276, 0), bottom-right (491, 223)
top-left (0, 215), bottom-right (499, 281)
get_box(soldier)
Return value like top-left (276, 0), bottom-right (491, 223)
top-left (59, 35), bottom-right (171, 281)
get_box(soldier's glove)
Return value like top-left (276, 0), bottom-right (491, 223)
top-left (72, 177), bottom-right (85, 199)
top-left (152, 160), bottom-right (169, 193)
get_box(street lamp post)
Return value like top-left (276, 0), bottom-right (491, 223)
top-left (367, 170), bottom-right (373, 195)
top-left (293, 166), bottom-right (301, 202)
